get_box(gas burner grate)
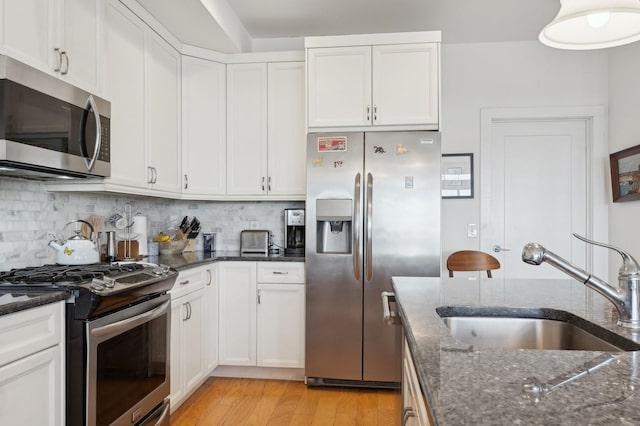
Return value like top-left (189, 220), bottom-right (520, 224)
top-left (0, 263), bottom-right (146, 286)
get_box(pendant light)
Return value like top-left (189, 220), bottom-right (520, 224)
top-left (539, 0), bottom-right (640, 50)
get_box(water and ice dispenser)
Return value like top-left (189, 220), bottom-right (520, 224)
top-left (316, 199), bottom-right (352, 254)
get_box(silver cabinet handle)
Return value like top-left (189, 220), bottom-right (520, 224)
top-left (366, 105), bottom-right (371, 122)
top-left (365, 172), bottom-right (373, 281)
top-left (82, 95), bottom-right (101, 172)
top-left (272, 271), bottom-right (288, 275)
top-left (268, 176), bottom-right (272, 192)
top-left (179, 280), bottom-right (190, 286)
top-left (373, 105), bottom-right (377, 122)
top-left (54, 47), bottom-right (63, 72)
top-left (182, 302), bottom-right (189, 321)
top-left (381, 291), bottom-right (400, 325)
top-left (61, 51), bottom-right (69, 75)
top-left (188, 302), bottom-right (192, 320)
top-left (353, 173), bottom-right (362, 281)
top-left (147, 167), bottom-right (154, 183)
top-left (91, 301), bottom-right (169, 337)
top-left (493, 244), bottom-right (511, 253)
top-left (261, 176), bottom-right (265, 191)
top-left (402, 407), bottom-right (416, 425)
top-left (206, 269), bottom-right (212, 286)
top-left (184, 174), bottom-right (188, 189)
top-left (153, 167), bottom-right (158, 184)
top-left (257, 289), bottom-right (261, 305)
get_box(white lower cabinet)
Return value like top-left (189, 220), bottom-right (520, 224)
top-left (218, 261), bottom-right (257, 366)
top-left (204, 264), bottom-right (219, 373)
top-left (219, 261), bottom-right (305, 368)
top-left (257, 283), bottom-right (305, 368)
top-left (403, 338), bottom-right (431, 426)
top-left (170, 267), bottom-right (206, 411)
top-left (0, 301), bottom-right (64, 426)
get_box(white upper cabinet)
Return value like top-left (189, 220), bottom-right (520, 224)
top-left (226, 60), bottom-right (305, 198)
top-left (102, 0), bottom-right (181, 196)
top-left (182, 56), bottom-right (226, 197)
top-left (307, 46), bottom-right (372, 128)
top-left (306, 32), bottom-right (441, 131)
top-left (267, 61), bottom-right (306, 196)
top-left (0, 0), bottom-right (102, 93)
top-left (104, 0), bottom-right (147, 188)
top-left (371, 43), bottom-right (439, 126)
top-left (145, 29), bottom-right (181, 194)
top-left (226, 63), bottom-right (268, 196)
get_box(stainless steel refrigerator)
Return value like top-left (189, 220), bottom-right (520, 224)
top-left (305, 131), bottom-right (441, 386)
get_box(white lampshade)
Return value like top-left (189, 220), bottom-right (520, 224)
top-left (540, 0), bottom-right (640, 50)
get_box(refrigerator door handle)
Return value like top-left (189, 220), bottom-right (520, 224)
top-left (353, 173), bottom-right (362, 281)
top-left (366, 172), bottom-right (373, 281)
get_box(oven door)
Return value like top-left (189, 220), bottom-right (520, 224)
top-left (86, 294), bottom-right (170, 426)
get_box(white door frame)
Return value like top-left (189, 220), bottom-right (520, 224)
top-left (480, 106), bottom-right (608, 279)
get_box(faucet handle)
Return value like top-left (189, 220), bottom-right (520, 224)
top-left (573, 233), bottom-right (640, 276)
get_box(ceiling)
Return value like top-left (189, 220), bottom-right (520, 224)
top-left (135, 0), bottom-right (561, 53)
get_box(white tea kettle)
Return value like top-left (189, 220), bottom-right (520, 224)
top-left (49, 220), bottom-right (100, 265)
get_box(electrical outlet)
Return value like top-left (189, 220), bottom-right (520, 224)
top-left (250, 221), bottom-right (259, 229)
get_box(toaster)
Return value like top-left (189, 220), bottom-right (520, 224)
top-left (240, 230), bottom-right (270, 255)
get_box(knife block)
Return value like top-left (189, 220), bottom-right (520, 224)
top-left (183, 239), bottom-right (197, 252)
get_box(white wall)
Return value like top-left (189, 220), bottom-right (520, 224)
top-left (608, 42), bottom-right (640, 280)
top-left (440, 41), bottom-right (609, 274)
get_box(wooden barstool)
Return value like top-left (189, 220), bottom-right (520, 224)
top-left (446, 250), bottom-right (501, 278)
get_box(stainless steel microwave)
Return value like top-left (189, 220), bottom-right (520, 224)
top-left (0, 55), bottom-right (110, 179)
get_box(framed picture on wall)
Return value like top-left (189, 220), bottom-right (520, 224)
top-left (610, 144), bottom-right (640, 202)
top-left (441, 153), bottom-right (474, 199)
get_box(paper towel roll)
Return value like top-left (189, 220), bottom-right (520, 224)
top-left (132, 214), bottom-right (148, 256)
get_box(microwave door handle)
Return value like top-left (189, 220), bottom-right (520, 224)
top-left (82, 95), bottom-right (102, 171)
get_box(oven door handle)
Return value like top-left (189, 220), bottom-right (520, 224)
top-left (90, 301), bottom-right (170, 338)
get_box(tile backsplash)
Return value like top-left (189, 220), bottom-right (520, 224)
top-left (0, 177), bottom-right (303, 270)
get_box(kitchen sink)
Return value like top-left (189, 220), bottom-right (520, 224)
top-left (436, 306), bottom-right (640, 352)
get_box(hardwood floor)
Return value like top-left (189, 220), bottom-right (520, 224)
top-left (170, 378), bottom-right (401, 425)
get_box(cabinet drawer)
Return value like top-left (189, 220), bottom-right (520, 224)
top-left (170, 266), bottom-right (206, 299)
top-left (0, 302), bottom-right (63, 368)
top-left (257, 262), bottom-right (305, 284)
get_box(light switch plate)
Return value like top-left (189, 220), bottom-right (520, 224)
top-left (467, 224), bottom-right (478, 238)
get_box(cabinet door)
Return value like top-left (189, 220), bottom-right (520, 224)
top-left (226, 63), bottom-right (268, 195)
top-left (146, 30), bottom-right (181, 194)
top-left (372, 43), bottom-right (439, 127)
top-left (307, 46), bottom-right (371, 128)
top-left (204, 265), bottom-right (219, 373)
top-left (169, 299), bottom-right (185, 406)
top-left (0, 346), bottom-right (63, 426)
top-left (183, 289), bottom-right (205, 394)
top-left (257, 283), bottom-right (305, 368)
top-left (104, 0), bottom-right (147, 188)
top-left (61, 0), bottom-right (101, 92)
top-left (182, 56), bottom-right (226, 196)
top-left (0, 0), bottom-right (54, 74)
top-left (219, 262), bottom-right (257, 365)
top-left (267, 62), bottom-right (306, 196)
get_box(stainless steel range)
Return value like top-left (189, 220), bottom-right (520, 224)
top-left (0, 262), bottom-right (177, 426)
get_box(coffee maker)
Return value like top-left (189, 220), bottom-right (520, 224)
top-left (284, 209), bottom-right (305, 255)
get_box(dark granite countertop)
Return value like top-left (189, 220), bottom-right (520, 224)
top-left (0, 290), bottom-right (66, 317)
top-left (149, 250), bottom-right (304, 270)
top-left (392, 276), bottom-right (640, 425)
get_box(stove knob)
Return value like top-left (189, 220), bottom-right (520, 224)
top-left (90, 278), bottom-right (106, 291)
top-left (103, 276), bottom-right (116, 288)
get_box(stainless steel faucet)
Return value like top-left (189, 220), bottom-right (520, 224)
top-left (522, 233), bottom-right (640, 329)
